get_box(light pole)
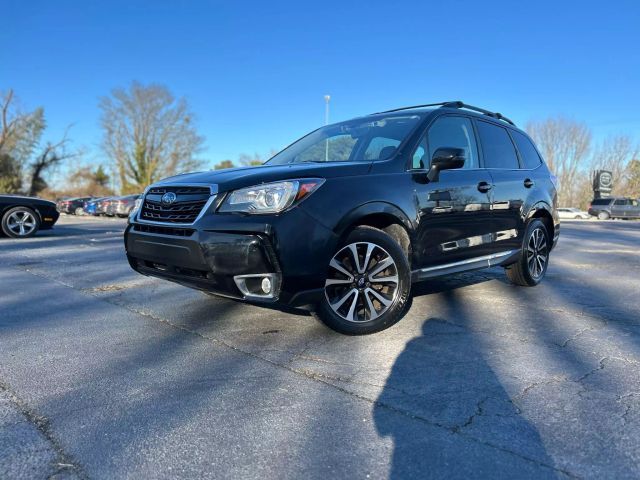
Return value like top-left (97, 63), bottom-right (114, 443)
top-left (324, 94), bottom-right (331, 162)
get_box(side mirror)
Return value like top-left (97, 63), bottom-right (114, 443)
top-left (427, 147), bottom-right (466, 182)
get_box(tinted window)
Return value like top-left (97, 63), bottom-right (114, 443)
top-left (591, 199), bottom-right (612, 205)
top-left (364, 137), bottom-right (401, 160)
top-left (412, 116), bottom-right (479, 169)
top-left (614, 199), bottom-right (628, 206)
top-left (476, 121), bottom-right (519, 169)
top-left (512, 130), bottom-right (542, 169)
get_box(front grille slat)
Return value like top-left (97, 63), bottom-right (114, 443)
top-left (140, 186), bottom-right (212, 224)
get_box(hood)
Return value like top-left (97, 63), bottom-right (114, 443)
top-left (152, 162), bottom-right (370, 193)
top-left (0, 194), bottom-right (56, 207)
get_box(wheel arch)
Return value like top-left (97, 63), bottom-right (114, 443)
top-left (333, 202), bottom-right (414, 262)
top-left (526, 201), bottom-right (556, 248)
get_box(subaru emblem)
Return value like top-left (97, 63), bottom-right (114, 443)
top-left (161, 192), bottom-right (177, 205)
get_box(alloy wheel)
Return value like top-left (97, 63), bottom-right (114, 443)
top-left (7, 210), bottom-right (37, 237)
top-left (324, 242), bottom-right (399, 323)
top-left (526, 228), bottom-right (548, 279)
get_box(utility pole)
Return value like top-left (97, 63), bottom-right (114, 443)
top-left (324, 94), bottom-right (331, 162)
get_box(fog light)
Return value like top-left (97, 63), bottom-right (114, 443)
top-left (261, 277), bottom-right (272, 294)
top-left (233, 273), bottom-right (280, 300)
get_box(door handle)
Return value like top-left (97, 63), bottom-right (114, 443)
top-left (477, 181), bottom-right (492, 193)
top-left (524, 178), bottom-right (535, 188)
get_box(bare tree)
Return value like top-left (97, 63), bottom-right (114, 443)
top-left (590, 135), bottom-right (638, 195)
top-left (0, 89), bottom-right (45, 193)
top-left (100, 82), bottom-right (204, 193)
top-left (527, 117), bottom-right (592, 206)
top-left (623, 159), bottom-right (640, 197)
top-left (28, 128), bottom-right (79, 196)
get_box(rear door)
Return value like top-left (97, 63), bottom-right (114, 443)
top-left (611, 198), bottom-right (628, 218)
top-left (474, 120), bottom-right (528, 253)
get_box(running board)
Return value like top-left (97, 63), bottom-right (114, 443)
top-left (411, 250), bottom-right (519, 282)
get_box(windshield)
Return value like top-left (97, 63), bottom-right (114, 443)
top-left (266, 114), bottom-right (422, 165)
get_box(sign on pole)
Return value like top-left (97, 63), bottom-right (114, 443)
top-left (592, 170), bottom-right (613, 199)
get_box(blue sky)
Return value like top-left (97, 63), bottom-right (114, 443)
top-left (3, 0), bottom-right (640, 179)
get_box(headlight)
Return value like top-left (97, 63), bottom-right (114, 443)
top-left (129, 198), bottom-right (143, 219)
top-left (219, 179), bottom-right (324, 214)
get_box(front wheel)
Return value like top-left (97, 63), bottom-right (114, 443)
top-left (505, 219), bottom-right (549, 287)
top-left (315, 226), bottom-right (411, 335)
top-left (1, 207), bottom-right (40, 238)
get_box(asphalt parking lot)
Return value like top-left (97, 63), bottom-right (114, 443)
top-left (1, 216), bottom-right (639, 479)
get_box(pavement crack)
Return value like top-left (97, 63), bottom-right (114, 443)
top-left (452, 396), bottom-right (488, 433)
top-left (576, 356), bottom-right (608, 383)
top-left (0, 380), bottom-right (87, 479)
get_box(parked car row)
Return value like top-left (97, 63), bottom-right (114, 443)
top-left (557, 197), bottom-right (640, 220)
top-left (57, 196), bottom-right (94, 215)
top-left (56, 195), bottom-right (141, 217)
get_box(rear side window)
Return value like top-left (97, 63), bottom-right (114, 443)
top-left (512, 130), bottom-right (542, 169)
top-left (614, 199), bottom-right (629, 206)
top-left (591, 199), bottom-right (612, 205)
top-left (476, 121), bottom-right (520, 169)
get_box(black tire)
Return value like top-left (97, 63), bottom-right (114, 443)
top-left (598, 211), bottom-right (610, 220)
top-left (574, 215), bottom-right (581, 219)
top-left (315, 226), bottom-right (411, 335)
top-left (505, 219), bottom-right (549, 287)
top-left (1, 206), bottom-right (40, 238)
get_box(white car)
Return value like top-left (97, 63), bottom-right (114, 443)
top-left (557, 207), bottom-right (591, 219)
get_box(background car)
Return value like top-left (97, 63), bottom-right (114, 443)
top-left (83, 197), bottom-right (109, 216)
top-left (588, 197), bottom-right (640, 219)
top-left (557, 207), bottom-right (590, 219)
top-left (0, 194), bottom-right (60, 238)
top-left (58, 196), bottom-right (94, 215)
top-left (95, 197), bottom-right (114, 216)
top-left (108, 194), bottom-right (141, 217)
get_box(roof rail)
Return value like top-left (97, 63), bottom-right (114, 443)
top-left (442, 101), bottom-right (515, 126)
top-left (372, 100), bottom-right (516, 126)
top-left (371, 102), bottom-right (458, 115)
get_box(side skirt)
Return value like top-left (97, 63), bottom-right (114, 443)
top-left (411, 250), bottom-right (520, 282)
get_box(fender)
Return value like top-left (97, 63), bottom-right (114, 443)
top-left (333, 201), bottom-right (415, 239)
top-left (524, 200), bottom-right (553, 221)
top-left (525, 200), bottom-right (560, 249)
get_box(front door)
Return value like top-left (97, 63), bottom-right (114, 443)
top-left (411, 115), bottom-right (494, 269)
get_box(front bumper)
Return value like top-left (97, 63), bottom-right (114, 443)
top-left (40, 209), bottom-right (60, 229)
top-left (125, 205), bottom-right (337, 307)
top-left (126, 224), bottom-right (281, 301)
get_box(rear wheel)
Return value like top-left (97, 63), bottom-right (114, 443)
top-left (75, 207), bottom-right (84, 215)
top-left (598, 211), bottom-right (610, 220)
top-left (1, 207), bottom-right (40, 238)
top-left (505, 219), bottom-right (549, 286)
top-left (315, 226), bottom-right (411, 335)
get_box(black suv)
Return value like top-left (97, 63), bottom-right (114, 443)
top-left (588, 197), bottom-right (640, 220)
top-left (125, 101), bottom-right (559, 334)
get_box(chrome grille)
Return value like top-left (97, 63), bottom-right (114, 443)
top-left (140, 186), bottom-right (213, 224)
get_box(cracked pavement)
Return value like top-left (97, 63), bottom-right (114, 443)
top-left (0, 216), bottom-right (639, 479)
